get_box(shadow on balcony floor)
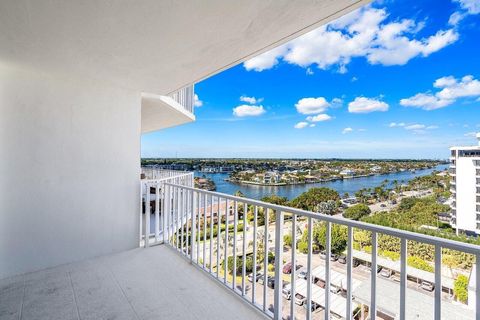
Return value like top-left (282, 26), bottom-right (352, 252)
top-left (0, 245), bottom-right (267, 320)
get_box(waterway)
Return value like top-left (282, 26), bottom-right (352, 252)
top-left (195, 164), bottom-right (449, 200)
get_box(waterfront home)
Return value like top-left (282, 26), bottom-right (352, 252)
top-left (340, 169), bottom-right (356, 178)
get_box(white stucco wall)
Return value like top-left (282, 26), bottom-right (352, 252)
top-left (455, 157), bottom-right (478, 234)
top-left (0, 63), bottom-right (141, 279)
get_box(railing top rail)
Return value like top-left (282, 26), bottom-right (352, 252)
top-left (142, 172), bottom-right (193, 184)
top-left (164, 182), bottom-right (480, 255)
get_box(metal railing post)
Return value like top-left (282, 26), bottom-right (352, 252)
top-left (145, 183), bottom-right (151, 248)
top-left (155, 184), bottom-right (160, 243)
top-left (273, 210), bottom-right (284, 320)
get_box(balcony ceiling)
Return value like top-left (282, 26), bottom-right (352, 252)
top-left (0, 0), bottom-right (368, 95)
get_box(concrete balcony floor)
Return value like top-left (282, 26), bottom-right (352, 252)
top-left (0, 245), bottom-right (267, 320)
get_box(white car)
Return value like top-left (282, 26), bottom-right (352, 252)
top-left (297, 268), bottom-right (308, 280)
top-left (380, 268), bottom-right (393, 278)
top-left (248, 272), bottom-right (263, 283)
top-left (294, 293), bottom-right (306, 306)
top-left (421, 281), bottom-right (434, 292)
top-left (282, 283), bottom-right (292, 300)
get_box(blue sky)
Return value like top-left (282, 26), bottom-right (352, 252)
top-left (142, 0), bottom-right (480, 159)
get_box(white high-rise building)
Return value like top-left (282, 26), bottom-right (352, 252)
top-left (449, 133), bottom-right (480, 235)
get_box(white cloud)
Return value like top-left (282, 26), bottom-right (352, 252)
top-left (240, 95), bottom-right (263, 104)
top-left (244, 6), bottom-right (458, 72)
top-left (295, 97), bottom-right (330, 114)
top-left (405, 124), bottom-right (426, 130)
top-left (306, 68), bottom-right (314, 75)
top-left (399, 93), bottom-right (453, 110)
top-left (389, 122), bottom-right (406, 127)
top-left (309, 124), bottom-right (316, 127)
top-left (294, 121), bottom-right (309, 129)
top-left (232, 105), bottom-right (266, 117)
top-left (436, 75), bottom-right (480, 100)
top-left (403, 124), bottom-right (438, 134)
top-left (465, 131), bottom-right (478, 137)
top-left (194, 94), bottom-right (203, 107)
top-left (306, 114), bottom-right (332, 122)
top-left (454, 0), bottom-right (480, 14)
top-left (342, 127), bottom-right (354, 134)
top-left (448, 11), bottom-right (466, 26)
top-left (400, 75), bottom-right (480, 110)
top-left (348, 97), bottom-right (389, 113)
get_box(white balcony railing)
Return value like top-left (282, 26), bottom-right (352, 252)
top-left (141, 167), bottom-right (191, 180)
top-left (169, 84), bottom-right (195, 114)
top-left (141, 183), bottom-right (480, 320)
top-left (140, 171), bottom-right (194, 246)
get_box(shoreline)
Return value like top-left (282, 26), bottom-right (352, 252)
top-left (225, 166), bottom-right (439, 187)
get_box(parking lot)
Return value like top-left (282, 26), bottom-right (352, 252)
top-left (239, 247), bottom-right (456, 320)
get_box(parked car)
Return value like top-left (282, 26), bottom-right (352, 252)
top-left (420, 281), bottom-right (435, 292)
top-left (303, 301), bottom-right (322, 312)
top-left (283, 262), bottom-right (302, 274)
top-left (380, 268), bottom-right (393, 278)
top-left (248, 272), bottom-right (263, 283)
top-left (314, 278), bottom-right (325, 288)
top-left (367, 265), bottom-right (382, 273)
top-left (267, 277), bottom-right (275, 289)
top-left (391, 273), bottom-right (400, 282)
top-left (283, 262), bottom-right (292, 274)
top-left (380, 203), bottom-right (387, 208)
top-left (297, 268), bottom-right (308, 280)
top-left (282, 283), bottom-right (292, 300)
top-left (294, 293), bottom-right (306, 306)
top-left (257, 274), bottom-right (265, 284)
top-left (337, 255), bottom-right (360, 267)
top-left (330, 286), bottom-right (341, 294)
top-left (319, 250), bottom-right (327, 260)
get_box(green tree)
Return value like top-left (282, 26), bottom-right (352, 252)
top-left (454, 274), bottom-right (469, 304)
top-left (343, 204), bottom-right (371, 220)
top-left (353, 229), bottom-right (372, 249)
top-left (313, 222), bottom-right (348, 254)
top-left (261, 195), bottom-right (288, 206)
top-left (290, 187), bottom-right (340, 211)
top-left (317, 200), bottom-right (337, 215)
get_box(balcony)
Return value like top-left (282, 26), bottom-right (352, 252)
top-left (0, 245), bottom-right (265, 320)
top-left (2, 178), bottom-right (479, 319)
top-left (141, 85), bottom-right (196, 133)
top-left (137, 180), bottom-right (480, 319)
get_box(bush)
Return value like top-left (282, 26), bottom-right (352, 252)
top-left (407, 256), bottom-right (434, 272)
top-left (225, 255), bottom-right (254, 274)
top-left (267, 251), bottom-right (275, 264)
top-left (297, 241), bottom-right (308, 254)
top-left (454, 274), bottom-right (469, 304)
top-left (261, 195), bottom-right (288, 206)
top-left (343, 204), bottom-right (371, 220)
top-left (380, 250), bottom-right (400, 261)
top-left (284, 234), bottom-right (292, 247)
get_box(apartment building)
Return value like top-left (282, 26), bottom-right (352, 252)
top-left (450, 133), bottom-right (480, 235)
